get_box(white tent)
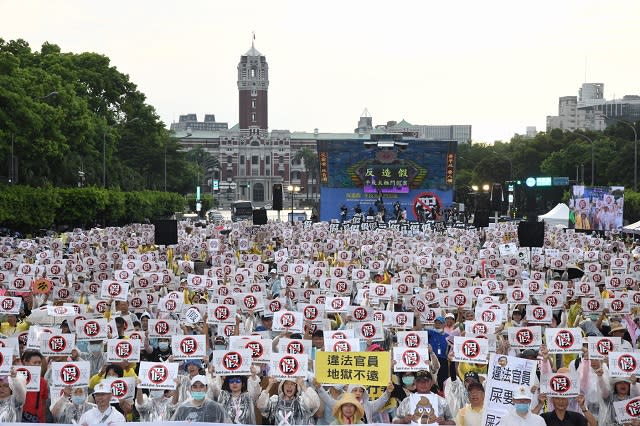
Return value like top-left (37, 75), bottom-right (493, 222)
top-left (623, 219), bottom-right (640, 234)
top-left (538, 203), bottom-right (570, 227)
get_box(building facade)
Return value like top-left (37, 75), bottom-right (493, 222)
top-left (174, 43), bottom-right (469, 207)
top-left (547, 83), bottom-right (640, 132)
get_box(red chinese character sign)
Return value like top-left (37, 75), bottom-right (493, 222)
top-left (211, 349), bottom-right (253, 376)
top-left (544, 328), bottom-right (583, 354)
top-left (269, 353), bottom-right (308, 380)
top-left (138, 362), bottom-right (179, 390)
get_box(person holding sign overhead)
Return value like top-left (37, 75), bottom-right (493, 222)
top-left (257, 377), bottom-right (320, 425)
top-left (0, 371), bottom-right (26, 422)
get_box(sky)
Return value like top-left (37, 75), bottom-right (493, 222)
top-left (1, 0), bottom-right (639, 143)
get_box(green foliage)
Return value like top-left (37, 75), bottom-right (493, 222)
top-left (0, 185), bottom-right (185, 232)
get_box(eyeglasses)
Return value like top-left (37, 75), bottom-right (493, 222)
top-left (228, 378), bottom-right (242, 384)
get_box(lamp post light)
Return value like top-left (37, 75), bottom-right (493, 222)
top-left (287, 185), bottom-right (301, 224)
top-left (601, 115), bottom-right (638, 191)
top-left (574, 132), bottom-right (595, 186)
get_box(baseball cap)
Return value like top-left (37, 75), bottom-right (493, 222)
top-left (464, 371), bottom-right (480, 382)
top-left (513, 386), bottom-right (532, 400)
top-left (92, 381), bottom-right (111, 395)
top-left (434, 316), bottom-right (446, 323)
top-left (190, 375), bottom-right (208, 386)
top-left (445, 313), bottom-right (455, 320)
top-left (270, 269), bottom-right (277, 274)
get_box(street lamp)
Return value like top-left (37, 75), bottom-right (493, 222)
top-left (574, 132), bottom-right (595, 186)
top-left (601, 114), bottom-right (638, 191)
top-left (104, 117), bottom-right (139, 188)
top-left (287, 185), bottom-right (301, 224)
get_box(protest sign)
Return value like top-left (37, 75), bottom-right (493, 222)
top-left (614, 397), bottom-right (640, 424)
top-left (609, 352), bottom-right (640, 377)
top-left (277, 338), bottom-right (312, 355)
top-left (315, 351), bottom-right (390, 387)
top-left (396, 331), bottom-right (430, 349)
top-left (229, 337), bottom-right (272, 363)
top-left (138, 362), bottom-right (180, 390)
top-left (545, 328), bottom-right (583, 354)
top-left (526, 305), bottom-right (553, 324)
top-left (106, 339), bottom-right (141, 363)
top-left (452, 336), bottom-right (489, 364)
top-left (211, 349), bottom-right (253, 376)
top-left (16, 365), bottom-right (41, 391)
top-left (508, 326), bottom-right (542, 349)
top-left (40, 333), bottom-right (76, 356)
top-left (0, 347), bottom-right (13, 375)
top-left (272, 311), bottom-right (304, 334)
top-left (148, 319), bottom-right (178, 338)
top-left (269, 353), bottom-right (309, 380)
top-left (393, 347), bottom-right (432, 372)
top-left (481, 353), bottom-right (538, 426)
top-left (540, 371), bottom-right (580, 397)
top-left (51, 361), bottom-right (91, 389)
top-left (324, 338), bottom-right (362, 352)
top-left (350, 321), bottom-right (385, 342)
top-left (102, 377), bottom-right (136, 402)
top-left (587, 336), bottom-right (620, 360)
top-left (75, 318), bottom-right (108, 341)
top-left (0, 296), bottom-right (22, 314)
top-left (171, 335), bottom-right (206, 360)
top-left (100, 280), bottom-right (129, 301)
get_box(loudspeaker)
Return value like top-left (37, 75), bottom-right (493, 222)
top-left (252, 209), bottom-right (268, 225)
top-left (153, 220), bottom-right (178, 246)
top-left (491, 184), bottom-right (503, 211)
top-left (518, 221), bottom-right (545, 248)
top-left (273, 184), bottom-right (283, 210)
top-left (473, 210), bottom-right (490, 228)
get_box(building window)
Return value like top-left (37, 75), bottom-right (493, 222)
top-left (253, 183), bottom-right (265, 202)
top-left (251, 99), bottom-right (256, 109)
top-left (279, 156), bottom-right (284, 163)
top-left (240, 155), bottom-right (245, 165)
top-left (251, 113), bottom-right (256, 122)
top-left (227, 156), bottom-right (232, 164)
top-left (252, 156), bottom-right (258, 165)
top-left (265, 155), bottom-right (270, 164)
top-left (250, 68), bottom-right (256, 78)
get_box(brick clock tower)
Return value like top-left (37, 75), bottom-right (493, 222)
top-left (238, 41), bottom-right (269, 132)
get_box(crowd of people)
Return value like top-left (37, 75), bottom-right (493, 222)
top-left (0, 216), bottom-right (640, 425)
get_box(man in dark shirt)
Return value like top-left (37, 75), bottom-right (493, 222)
top-left (540, 396), bottom-right (595, 426)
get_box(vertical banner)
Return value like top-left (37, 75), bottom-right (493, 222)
top-left (481, 353), bottom-right (538, 426)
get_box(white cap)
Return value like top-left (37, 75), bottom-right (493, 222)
top-left (270, 269), bottom-right (277, 274)
top-left (92, 381), bottom-right (111, 395)
top-left (445, 313), bottom-right (455, 319)
top-left (512, 386), bottom-right (532, 400)
top-left (190, 375), bottom-right (208, 386)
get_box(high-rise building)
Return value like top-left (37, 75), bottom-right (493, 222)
top-left (170, 114), bottom-right (228, 132)
top-left (237, 41), bottom-right (269, 133)
top-left (547, 83), bottom-right (640, 132)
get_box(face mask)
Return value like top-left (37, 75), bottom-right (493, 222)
top-left (191, 391), bottom-right (206, 401)
top-left (89, 343), bottom-right (102, 353)
top-left (150, 390), bottom-right (165, 398)
top-left (214, 345), bottom-right (226, 351)
top-left (71, 396), bottom-right (85, 405)
top-left (402, 376), bottom-right (415, 386)
top-left (158, 342), bottom-right (170, 351)
top-left (515, 403), bottom-right (530, 414)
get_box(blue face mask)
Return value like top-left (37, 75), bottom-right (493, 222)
top-left (402, 376), bottom-right (415, 386)
top-left (515, 403), bottom-right (530, 414)
top-left (158, 342), bottom-right (170, 351)
top-left (71, 396), bottom-right (85, 405)
top-left (191, 391), bottom-right (206, 401)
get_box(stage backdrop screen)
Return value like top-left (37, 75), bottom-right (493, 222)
top-left (317, 138), bottom-right (457, 221)
top-left (569, 185), bottom-right (624, 231)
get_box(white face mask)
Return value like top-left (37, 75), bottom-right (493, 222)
top-left (150, 390), bottom-right (165, 398)
top-left (89, 343), bottom-right (102, 353)
top-left (214, 345), bottom-right (226, 351)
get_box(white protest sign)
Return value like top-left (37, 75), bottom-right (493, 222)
top-left (272, 311), bottom-right (304, 334)
top-left (46, 305), bottom-right (76, 317)
top-left (148, 319), bottom-right (178, 338)
top-left (16, 365), bottom-right (41, 391)
top-left (40, 333), bottom-right (76, 356)
top-left (588, 336), bottom-right (620, 360)
top-left (75, 318), bottom-right (108, 341)
top-left (0, 347), bottom-right (13, 375)
top-left (614, 396), bottom-right (640, 424)
top-left (351, 321), bottom-right (385, 342)
top-left (269, 353), bottom-right (308, 380)
top-left (540, 371), bottom-right (580, 397)
top-left (106, 339), bottom-right (141, 363)
top-left (229, 337), bottom-right (272, 363)
top-left (207, 303), bottom-right (238, 325)
top-left (481, 353), bottom-right (538, 426)
top-left (100, 280), bottom-right (129, 301)
top-left (396, 331), bottom-right (430, 349)
top-left (171, 335), bottom-right (206, 360)
top-left (325, 297), bottom-right (350, 313)
top-left (609, 352), bottom-right (640, 377)
top-left (453, 336), bottom-right (489, 364)
top-left (508, 326), bottom-right (543, 349)
top-left (393, 347), bottom-right (432, 372)
top-left (211, 349), bottom-right (253, 375)
top-left (138, 362), bottom-right (180, 390)
top-left (325, 329), bottom-right (356, 340)
top-left (581, 298), bottom-right (604, 315)
top-left (526, 305), bottom-right (553, 324)
top-left (385, 312), bottom-right (415, 329)
top-left (324, 338), bottom-right (362, 352)
top-left (102, 377), bottom-right (136, 402)
top-left (277, 338), bottom-right (312, 355)
top-left (51, 361), bottom-right (91, 388)
top-left (545, 328), bottom-right (583, 354)
top-left (0, 296), bottom-right (22, 314)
